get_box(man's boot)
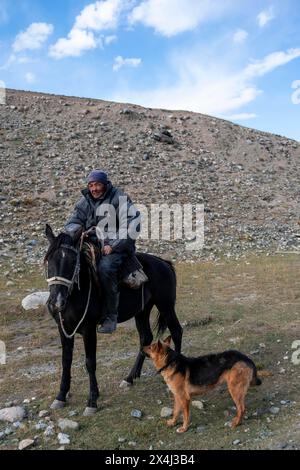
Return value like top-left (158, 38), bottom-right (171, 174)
top-left (98, 292), bottom-right (119, 334)
top-left (98, 314), bottom-right (117, 334)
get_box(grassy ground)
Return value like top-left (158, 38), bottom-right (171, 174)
top-left (0, 253), bottom-right (300, 450)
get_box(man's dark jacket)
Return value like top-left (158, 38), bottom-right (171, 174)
top-left (65, 182), bottom-right (140, 254)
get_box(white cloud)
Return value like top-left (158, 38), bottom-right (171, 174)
top-left (13, 23), bottom-right (54, 52)
top-left (25, 72), bottom-right (36, 84)
top-left (0, 54), bottom-right (35, 70)
top-left (129, 0), bottom-right (232, 37)
top-left (74, 0), bottom-right (123, 31)
top-left (49, 28), bottom-right (97, 59)
top-left (49, 0), bottom-right (127, 59)
top-left (113, 47), bottom-right (300, 116)
top-left (113, 55), bottom-right (142, 71)
top-left (233, 29), bottom-right (248, 44)
top-left (104, 34), bottom-right (117, 45)
top-left (257, 7), bottom-right (275, 27)
top-left (0, 53), bottom-right (16, 70)
top-left (17, 56), bottom-right (34, 64)
top-left (243, 48), bottom-right (300, 78)
top-left (225, 113), bottom-right (257, 120)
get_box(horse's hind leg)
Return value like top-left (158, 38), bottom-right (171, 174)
top-left (123, 301), bottom-right (154, 386)
top-left (82, 326), bottom-right (99, 415)
top-left (51, 330), bottom-right (74, 409)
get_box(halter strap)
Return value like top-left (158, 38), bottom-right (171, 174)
top-left (46, 243), bottom-right (81, 293)
top-left (47, 276), bottom-right (73, 287)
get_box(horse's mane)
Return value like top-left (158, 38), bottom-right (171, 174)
top-left (44, 233), bottom-right (74, 262)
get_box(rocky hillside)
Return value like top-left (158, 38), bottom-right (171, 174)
top-left (0, 88), bottom-right (299, 267)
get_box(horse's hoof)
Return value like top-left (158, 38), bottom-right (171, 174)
top-left (83, 407), bottom-right (97, 417)
top-left (119, 380), bottom-right (133, 388)
top-left (50, 399), bottom-right (66, 410)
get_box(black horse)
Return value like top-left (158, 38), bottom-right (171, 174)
top-left (45, 224), bottom-right (182, 415)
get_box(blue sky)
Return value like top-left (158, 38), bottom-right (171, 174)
top-left (0, 0), bottom-right (300, 140)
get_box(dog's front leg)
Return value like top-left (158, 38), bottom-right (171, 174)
top-left (167, 395), bottom-right (181, 427)
top-left (176, 397), bottom-right (190, 433)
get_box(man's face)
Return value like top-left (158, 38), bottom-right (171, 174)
top-left (88, 181), bottom-right (106, 199)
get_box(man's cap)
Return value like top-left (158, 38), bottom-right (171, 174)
top-left (87, 170), bottom-right (108, 185)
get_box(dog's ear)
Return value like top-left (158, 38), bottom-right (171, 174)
top-left (156, 340), bottom-right (163, 351)
top-left (143, 345), bottom-right (151, 356)
top-left (45, 224), bottom-right (55, 244)
top-left (163, 335), bottom-right (172, 346)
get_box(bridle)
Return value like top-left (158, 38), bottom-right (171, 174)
top-left (46, 244), bottom-right (81, 292)
top-left (45, 240), bottom-right (92, 339)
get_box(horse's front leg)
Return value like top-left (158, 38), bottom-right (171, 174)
top-left (82, 326), bottom-right (99, 416)
top-left (51, 329), bottom-right (74, 409)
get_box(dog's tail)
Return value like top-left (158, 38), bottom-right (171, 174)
top-left (250, 365), bottom-right (262, 386)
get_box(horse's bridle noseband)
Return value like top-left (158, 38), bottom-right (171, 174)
top-left (46, 244), bottom-right (81, 293)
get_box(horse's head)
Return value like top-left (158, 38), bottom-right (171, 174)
top-left (45, 224), bottom-right (80, 316)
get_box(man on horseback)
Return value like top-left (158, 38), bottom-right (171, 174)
top-left (64, 170), bottom-right (141, 334)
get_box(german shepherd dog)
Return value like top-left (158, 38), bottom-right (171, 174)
top-left (144, 337), bottom-right (262, 433)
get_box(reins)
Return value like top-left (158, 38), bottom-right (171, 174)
top-left (58, 271), bottom-right (92, 339)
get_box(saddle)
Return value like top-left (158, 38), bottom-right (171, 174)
top-left (82, 242), bottom-right (148, 290)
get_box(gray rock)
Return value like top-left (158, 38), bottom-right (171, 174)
top-left (58, 418), bottom-right (80, 431)
top-left (19, 438), bottom-right (35, 450)
top-left (196, 425), bottom-right (206, 433)
top-left (34, 420), bottom-right (47, 431)
top-left (21, 292), bottom-right (49, 310)
top-left (13, 421), bottom-right (22, 429)
top-left (233, 439), bottom-right (241, 445)
top-left (44, 425), bottom-right (55, 437)
top-left (128, 441), bottom-right (137, 447)
top-left (57, 433), bottom-right (70, 445)
top-left (269, 406), bottom-right (280, 415)
top-left (191, 400), bottom-right (204, 410)
top-left (131, 409), bottom-right (143, 419)
top-left (160, 407), bottom-right (173, 418)
top-left (0, 406), bottom-right (26, 423)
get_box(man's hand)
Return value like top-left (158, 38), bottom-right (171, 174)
top-left (102, 245), bottom-right (113, 256)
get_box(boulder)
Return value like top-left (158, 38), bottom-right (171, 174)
top-left (22, 292), bottom-right (49, 310)
top-left (0, 406), bottom-right (26, 423)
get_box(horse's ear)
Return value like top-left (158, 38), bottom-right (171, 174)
top-left (45, 224), bottom-right (55, 243)
top-left (163, 335), bottom-right (172, 346)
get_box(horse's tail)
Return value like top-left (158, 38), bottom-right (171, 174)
top-left (154, 311), bottom-right (168, 337)
top-left (163, 259), bottom-right (176, 282)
